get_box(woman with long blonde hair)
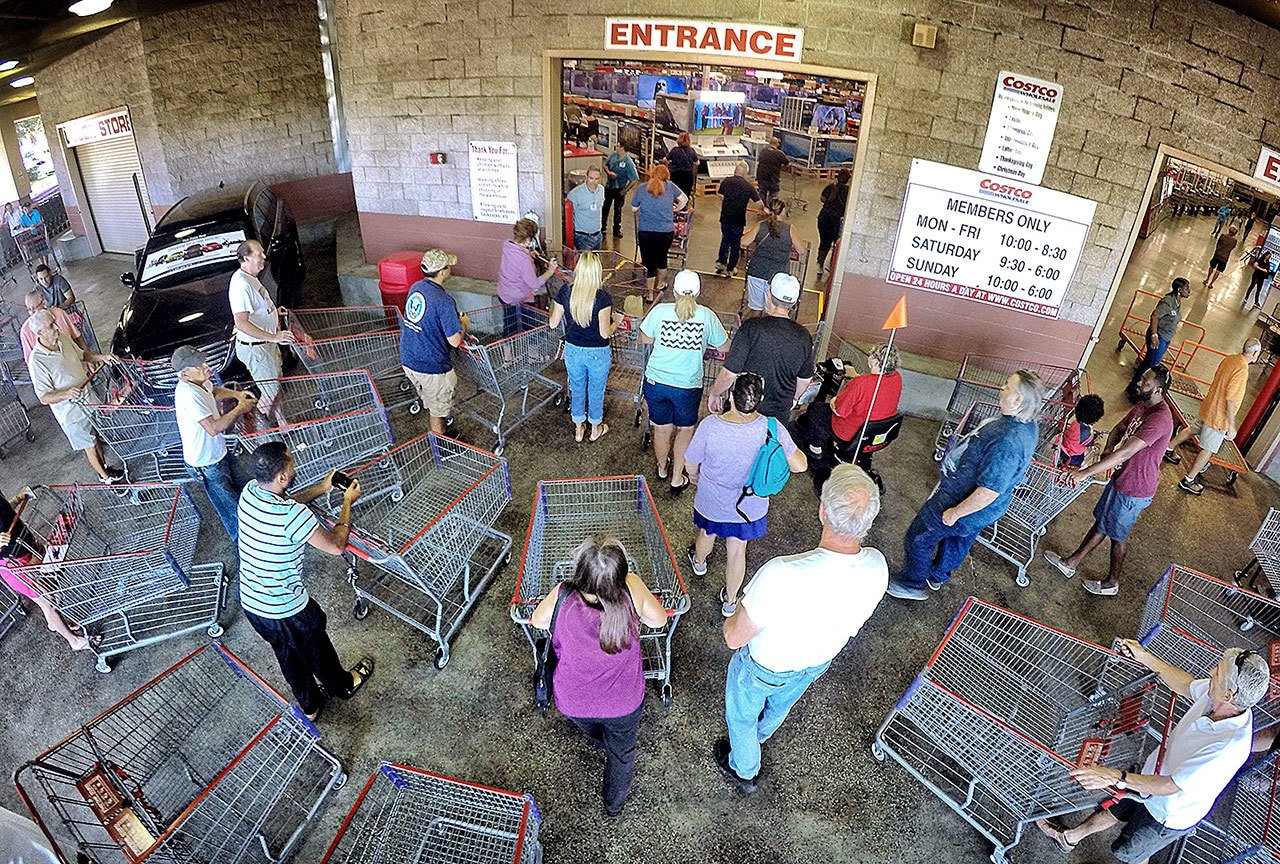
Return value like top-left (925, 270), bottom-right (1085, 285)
top-left (630, 163), bottom-right (688, 294)
top-left (549, 251), bottom-right (620, 442)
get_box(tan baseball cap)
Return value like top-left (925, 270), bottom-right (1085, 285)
top-left (421, 249), bottom-right (458, 274)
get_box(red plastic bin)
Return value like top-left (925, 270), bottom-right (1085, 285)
top-left (378, 250), bottom-right (422, 313)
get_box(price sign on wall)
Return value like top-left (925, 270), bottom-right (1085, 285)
top-left (886, 160), bottom-right (1096, 320)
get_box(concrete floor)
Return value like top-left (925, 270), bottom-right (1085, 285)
top-left (2, 214), bottom-right (1280, 864)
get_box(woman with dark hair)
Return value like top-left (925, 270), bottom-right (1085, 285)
top-left (631, 164), bottom-right (689, 295)
top-left (1246, 249), bottom-right (1275, 309)
top-left (816, 168), bottom-right (852, 274)
top-left (741, 198), bottom-right (806, 319)
top-left (498, 217), bottom-right (557, 336)
top-left (666, 132), bottom-right (700, 198)
top-left (529, 535), bottom-right (668, 816)
top-left (683, 373), bottom-right (807, 617)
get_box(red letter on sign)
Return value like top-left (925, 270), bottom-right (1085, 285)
top-left (653, 23), bottom-right (675, 46)
top-left (775, 32), bottom-right (795, 58)
top-left (631, 23), bottom-right (651, 47)
top-left (610, 22), bottom-right (628, 46)
top-left (1266, 155), bottom-right (1280, 183)
top-left (699, 27), bottom-right (722, 51)
top-left (724, 28), bottom-right (747, 53)
top-left (750, 30), bottom-right (772, 55)
top-left (676, 25), bottom-right (697, 48)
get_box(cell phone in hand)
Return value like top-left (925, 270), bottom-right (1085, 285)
top-left (331, 471), bottom-right (353, 491)
top-left (239, 383), bottom-right (260, 400)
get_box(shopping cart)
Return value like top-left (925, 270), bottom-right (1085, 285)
top-left (0, 358), bottom-right (33, 456)
top-left (233, 370), bottom-right (394, 490)
top-left (562, 248), bottom-right (652, 303)
top-left (319, 761), bottom-right (543, 864)
top-left (1164, 749), bottom-right (1280, 864)
top-left (6, 484), bottom-right (201, 637)
top-left (1167, 384), bottom-right (1250, 489)
top-left (16, 223), bottom-right (57, 274)
top-left (453, 304), bottom-right (562, 456)
top-left (873, 597), bottom-right (1165, 864)
top-left (284, 306), bottom-right (421, 413)
top-left (1138, 564), bottom-right (1280, 731)
top-left (319, 432), bottom-right (512, 670)
top-left (0, 307), bottom-right (25, 386)
top-left (16, 643), bottom-right (347, 864)
top-left (0, 579), bottom-right (26, 641)
top-left (605, 309), bottom-right (648, 431)
top-left (75, 360), bottom-right (190, 484)
top-left (1237, 508), bottom-right (1280, 595)
top-left (510, 476), bottom-right (689, 707)
top-left (65, 299), bottom-right (99, 352)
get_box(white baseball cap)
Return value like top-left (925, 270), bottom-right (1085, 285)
top-left (672, 269), bottom-right (701, 297)
top-left (770, 273), bottom-right (801, 305)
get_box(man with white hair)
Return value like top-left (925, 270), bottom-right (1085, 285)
top-left (26, 308), bottom-right (119, 483)
top-left (1164, 337), bottom-right (1262, 495)
top-left (888, 369), bottom-right (1045, 601)
top-left (1037, 643), bottom-right (1267, 861)
top-left (715, 465), bottom-right (887, 793)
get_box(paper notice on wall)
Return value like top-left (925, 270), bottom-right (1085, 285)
top-left (979, 71), bottom-right (1063, 186)
top-left (469, 141), bottom-right (520, 224)
top-left (885, 160), bottom-right (1096, 320)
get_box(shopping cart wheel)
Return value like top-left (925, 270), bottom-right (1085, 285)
top-left (640, 428), bottom-right (651, 451)
top-left (1015, 573), bottom-right (1030, 588)
top-left (633, 409), bottom-right (641, 428)
top-left (661, 683), bottom-right (672, 707)
top-left (95, 657), bottom-right (112, 674)
top-left (1116, 337), bottom-right (1125, 351)
top-left (352, 599), bottom-right (370, 621)
top-left (1241, 616), bottom-right (1257, 633)
top-left (434, 646), bottom-right (450, 669)
top-left (391, 490), bottom-right (404, 503)
top-left (409, 401), bottom-right (421, 415)
top-left (207, 624), bottom-right (224, 638)
top-left (932, 446), bottom-right (944, 463)
top-left (332, 772), bottom-right (348, 790)
top-left (494, 443), bottom-right (505, 457)
top-left (24, 428), bottom-right (35, 442)
top-left (870, 742), bottom-right (886, 762)
top-left (1227, 471), bottom-right (1239, 487)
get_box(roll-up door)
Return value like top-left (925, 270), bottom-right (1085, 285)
top-left (74, 135), bottom-right (152, 254)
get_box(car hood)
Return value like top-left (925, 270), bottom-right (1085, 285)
top-left (112, 270), bottom-right (234, 360)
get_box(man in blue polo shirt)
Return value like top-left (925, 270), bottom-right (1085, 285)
top-left (603, 142), bottom-right (640, 239)
top-left (401, 248), bottom-right (466, 435)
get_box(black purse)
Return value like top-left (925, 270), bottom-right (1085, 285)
top-left (534, 584), bottom-right (572, 716)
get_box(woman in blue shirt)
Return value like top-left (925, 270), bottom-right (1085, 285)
top-left (631, 164), bottom-right (689, 296)
top-left (549, 252), bottom-right (621, 443)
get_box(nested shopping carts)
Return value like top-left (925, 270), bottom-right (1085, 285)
top-left (563, 248), bottom-right (651, 302)
top-left (1139, 564), bottom-right (1280, 730)
top-left (320, 762), bottom-right (543, 864)
top-left (0, 358), bottom-right (33, 456)
top-left (320, 432), bottom-right (512, 669)
top-left (1238, 508), bottom-right (1280, 595)
top-left (285, 306), bottom-right (421, 413)
top-left (606, 311), bottom-right (648, 431)
top-left (16, 643), bottom-right (346, 864)
top-left (76, 360), bottom-right (190, 484)
top-left (454, 304), bottom-right (562, 456)
top-left (1165, 749), bottom-right (1280, 864)
top-left (233, 370), bottom-right (393, 490)
top-left (873, 597), bottom-right (1165, 864)
top-left (510, 476), bottom-right (689, 706)
top-left (6, 484), bottom-right (213, 672)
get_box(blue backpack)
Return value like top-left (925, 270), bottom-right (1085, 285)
top-left (736, 417), bottom-right (790, 521)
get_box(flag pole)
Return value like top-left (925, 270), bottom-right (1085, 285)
top-left (853, 326), bottom-right (896, 457)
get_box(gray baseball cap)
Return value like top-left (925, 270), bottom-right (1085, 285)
top-left (170, 345), bottom-right (208, 373)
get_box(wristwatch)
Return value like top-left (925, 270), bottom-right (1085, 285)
top-left (1116, 770), bottom-right (1129, 791)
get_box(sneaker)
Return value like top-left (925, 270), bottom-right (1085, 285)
top-left (687, 545), bottom-right (708, 577)
top-left (715, 263), bottom-right (727, 276)
top-left (612, 230), bottom-right (623, 239)
top-left (926, 578), bottom-right (944, 592)
top-left (713, 738), bottom-right (756, 793)
top-left (99, 473), bottom-right (120, 485)
top-left (722, 598), bottom-right (738, 618)
top-left (886, 580), bottom-right (929, 601)
top-left (1083, 580), bottom-right (1119, 597)
top-left (1162, 449), bottom-right (1182, 465)
top-left (1178, 476), bottom-right (1205, 496)
top-left (105, 465), bottom-right (125, 478)
top-left (1043, 552), bottom-right (1077, 579)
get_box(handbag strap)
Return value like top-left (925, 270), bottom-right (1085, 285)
top-left (548, 582), bottom-right (572, 636)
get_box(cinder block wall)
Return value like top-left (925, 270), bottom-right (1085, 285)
top-left (333, 0), bottom-right (1280, 365)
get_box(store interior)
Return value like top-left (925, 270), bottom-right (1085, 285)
top-left (558, 59), bottom-right (867, 324)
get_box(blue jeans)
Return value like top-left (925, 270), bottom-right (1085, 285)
top-left (724, 647), bottom-right (831, 780)
top-left (186, 452), bottom-right (247, 542)
top-left (718, 222), bottom-right (744, 271)
top-left (1134, 335), bottom-right (1170, 378)
top-left (563, 342), bottom-right (611, 425)
top-left (899, 499), bottom-right (987, 590)
top-left (574, 230), bottom-right (602, 251)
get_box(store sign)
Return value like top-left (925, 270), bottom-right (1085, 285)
top-left (604, 19), bottom-right (803, 63)
top-left (468, 141), bottom-right (520, 224)
top-left (886, 160), bottom-right (1096, 320)
top-left (59, 107), bottom-right (134, 148)
top-left (979, 71), bottom-right (1063, 186)
top-left (1255, 146), bottom-right (1280, 189)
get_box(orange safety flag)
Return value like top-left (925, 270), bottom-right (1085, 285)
top-left (881, 293), bottom-right (908, 330)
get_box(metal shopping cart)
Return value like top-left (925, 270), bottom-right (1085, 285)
top-left (0, 579), bottom-right (26, 641)
top-left (1138, 564), bottom-right (1280, 732)
top-left (1237, 508), bottom-right (1280, 595)
top-left (562, 248), bottom-right (652, 303)
top-left (16, 224), bottom-right (57, 275)
top-left (453, 304), bottom-right (562, 456)
top-left (284, 306), bottom-right (421, 413)
top-left (1164, 748), bottom-right (1280, 864)
top-left (873, 597), bottom-right (1165, 864)
top-left (0, 306), bottom-right (25, 387)
top-left (510, 476), bottom-right (689, 707)
top-left (233, 370), bottom-right (394, 490)
top-left (0, 359), bottom-right (33, 456)
top-left (319, 762), bottom-right (543, 864)
top-left (318, 432), bottom-right (512, 670)
top-left (76, 360), bottom-right (190, 484)
top-left (16, 643), bottom-right (346, 864)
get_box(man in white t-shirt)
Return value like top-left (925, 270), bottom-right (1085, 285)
top-left (715, 464), bottom-right (887, 792)
top-left (229, 239), bottom-right (294, 420)
top-left (1036, 643), bottom-right (1268, 862)
top-left (172, 345), bottom-right (259, 542)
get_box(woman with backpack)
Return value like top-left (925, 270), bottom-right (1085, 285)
top-left (741, 197), bottom-right (807, 319)
top-left (683, 374), bottom-right (807, 617)
top-left (528, 535), bottom-right (668, 816)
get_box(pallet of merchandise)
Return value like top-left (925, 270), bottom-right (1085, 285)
top-left (694, 178), bottom-right (721, 197)
top-left (789, 166), bottom-right (840, 180)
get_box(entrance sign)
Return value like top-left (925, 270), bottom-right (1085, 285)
top-left (468, 141), bottom-right (520, 224)
top-left (605, 19), bottom-right (803, 63)
top-left (1255, 146), bottom-right (1280, 190)
top-left (59, 107), bottom-right (134, 148)
top-left (979, 71), bottom-right (1063, 185)
top-left (886, 160), bottom-right (1096, 320)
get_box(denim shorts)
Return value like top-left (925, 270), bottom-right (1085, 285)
top-left (1108, 797), bottom-right (1195, 864)
top-left (1093, 483), bottom-right (1153, 542)
top-left (644, 379), bottom-right (701, 427)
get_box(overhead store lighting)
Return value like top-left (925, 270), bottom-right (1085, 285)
top-left (68, 0), bottom-right (114, 16)
top-left (9, 77), bottom-right (34, 88)
top-left (0, 61), bottom-right (17, 73)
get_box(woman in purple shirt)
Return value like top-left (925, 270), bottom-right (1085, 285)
top-left (529, 535), bottom-right (667, 816)
top-left (497, 217), bottom-right (557, 336)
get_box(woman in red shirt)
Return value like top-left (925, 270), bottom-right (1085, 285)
top-left (830, 342), bottom-right (903, 453)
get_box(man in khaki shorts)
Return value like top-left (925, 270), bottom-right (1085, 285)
top-left (229, 239), bottom-right (295, 421)
top-left (1164, 337), bottom-right (1261, 494)
top-left (400, 249), bottom-right (466, 435)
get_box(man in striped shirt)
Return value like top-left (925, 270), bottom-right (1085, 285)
top-left (237, 441), bottom-right (374, 720)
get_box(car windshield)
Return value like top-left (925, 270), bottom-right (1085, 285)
top-left (139, 226), bottom-right (247, 288)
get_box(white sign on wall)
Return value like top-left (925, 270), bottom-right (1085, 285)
top-left (1255, 145), bottom-right (1280, 191)
top-left (979, 71), bottom-right (1063, 186)
top-left (468, 141), bottom-right (520, 224)
top-left (886, 160), bottom-right (1096, 320)
top-left (605, 19), bottom-right (803, 63)
top-left (59, 107), bottom-right (134, 148)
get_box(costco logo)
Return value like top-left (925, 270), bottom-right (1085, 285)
top-left (979, 177), bottom-right (1034, 201)
top-left (1002, 75), bottom-right (1058, 102)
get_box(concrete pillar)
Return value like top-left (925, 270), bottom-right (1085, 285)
top-left (0, 98), bottom-right (35, 203)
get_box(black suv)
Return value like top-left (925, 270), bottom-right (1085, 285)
top-left (112, 182), bottom-right (304, 384)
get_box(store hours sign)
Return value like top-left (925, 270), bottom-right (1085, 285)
top-left (886, 160), bottom-right (1096, 320)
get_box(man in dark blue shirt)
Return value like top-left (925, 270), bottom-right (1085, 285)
top-left (400, 248), bottom-right (465, 435)
top-left (888, 370), bottom-right (1045, 601)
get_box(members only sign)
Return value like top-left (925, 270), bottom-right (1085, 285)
top-left (886, 160), bottom-right (1096, 320)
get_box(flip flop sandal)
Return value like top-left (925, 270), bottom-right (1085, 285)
top-left (1035, 819), bottom-right (1077, 854)
top-left (347, 657), bottom-right (375, 696)
top-left (590, 423), bottom-right (610, 442)
top-left (575, 425), bottom-right (585, 443)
